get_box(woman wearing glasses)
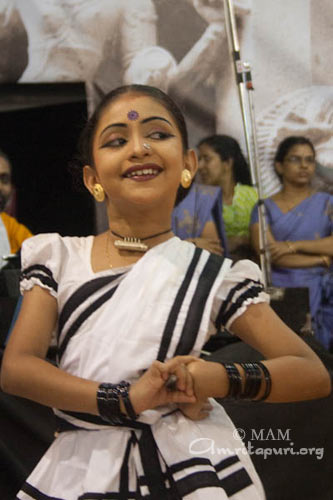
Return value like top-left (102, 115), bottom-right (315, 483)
top-left (250, 136), bottom-right (333, 350)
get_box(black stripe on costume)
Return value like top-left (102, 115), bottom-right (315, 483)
top-left (57, 410), bottom-right (154, 431)
top-left (175, 467), bottom-right (253, 498)
top-left (58, 274), bottom-right (124, 339)
top-left (21, 264), bottom-right (54, 279)
top-left (58, 286), bottom-right (118, 360)
top-left (78, 493), bottom-right (139, 499)
top-left (176, 471), bottom-right (220, 497)
top-left (215, 278), bottom-right (251, 327)
top-left (120, 432), bottom-right (138, 497)
top-left (174, 253), bottom-right (224, 356)
top-left (137, 426), bottom-right (176, 498)
top-left (220, 467), bottom-right (253, 496)
top-left (215, 455), bottom-right (240, 472)
top-left (169, 457), bottom-right (211, 474)
top-left (218, 285), bottom-right (264, 328)
top-left (20, 482), bottom-right (64, 500)
top-left (215, 278), bottom-right (264, 329)
top-left (21, 264), bottom-right (58, 292)
top-left (156, 247), bottom-right (202, 362)
top-left (169, 454), bottom-right (240, 476)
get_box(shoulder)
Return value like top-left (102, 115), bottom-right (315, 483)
top-left (225, 259), bottom-right (265, 284)
top-left (213, 258), bottom-right (269, 330)
top-left (21, 233), bottom-right (93, 269)
top-left (20, 234), bottom-right (93, 297)
top-left (312, 191), bottom-right (333, 202)
top-left (193, 183), bottom-right (222, 197)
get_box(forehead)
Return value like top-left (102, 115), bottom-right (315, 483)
top-left (199, 143), bottom-right (217, 156)
top-left (286, 143), bottom-right (314, 156)
top-left (96, 93), bottom-right (176, 130)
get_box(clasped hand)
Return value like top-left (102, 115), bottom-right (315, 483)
top-left (130, 356), bottom-right (212, 420)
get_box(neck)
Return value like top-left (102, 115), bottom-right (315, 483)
top-left (280, 183), bottom-right (312, 198)
top-left (107, 209), bottom-right (174, 248)
top-left (221, 174), bottom-right (235, 203)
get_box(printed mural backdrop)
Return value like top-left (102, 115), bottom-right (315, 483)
top-left (1, 0), bottom-right (333, 196)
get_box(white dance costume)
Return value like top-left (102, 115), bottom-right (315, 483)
top-left (18, 234), bottom-right (268, 499)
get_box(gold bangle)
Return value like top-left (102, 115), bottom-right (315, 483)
top-left (286, 241), bottom-right (296, 254)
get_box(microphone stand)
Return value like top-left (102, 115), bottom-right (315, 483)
top-left (222, 0), bottom-right (272, 289)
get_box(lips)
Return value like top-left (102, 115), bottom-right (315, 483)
top-left (123, 164), bottom-right (163, 179)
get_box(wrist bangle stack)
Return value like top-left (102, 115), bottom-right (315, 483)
top-left (286, 241), bottom-right (296, 254)
top-left (221, 362), bottom-right (272, 401)
top-left (97, 381), bottom-right (138, 424)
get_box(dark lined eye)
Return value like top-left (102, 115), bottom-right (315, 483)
top-left (101, 137), bottom-right (127, 148)
top-left (148, 131), bottom-right (174, 140)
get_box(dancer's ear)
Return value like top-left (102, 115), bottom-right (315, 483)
top-left (183, 149), bottom-right (198, 178)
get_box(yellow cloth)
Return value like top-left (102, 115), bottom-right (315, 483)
top-left (1, 212), bottom-right (33, 254)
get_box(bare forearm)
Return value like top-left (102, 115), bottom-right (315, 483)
top-left (293, 237), bottom-right (333, 256)
top-left (189, 356), bottom-right (330, 403)
top-left (1, 353), bottom-right (198, 417)
top-left (1, 354), bottom-right (100, 414)
top-left (272, 253), bottom-right (325, 268)
top-left (190, 303), bottom-right (331, 403)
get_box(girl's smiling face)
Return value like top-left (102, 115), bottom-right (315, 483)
top-left (84, 93), bottom-right (197, 215)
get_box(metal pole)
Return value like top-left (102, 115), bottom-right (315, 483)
top-left (222, 0), bottom-right (271, 287)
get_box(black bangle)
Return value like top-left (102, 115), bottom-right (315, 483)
top-left (96, 381), bottom-right (139, 424)
top-left (117, 380), bottom-right (138, 420)
top-left (96, 383), bottom-right (124, 425)
top-left (255, 362), bottom-right (272, 401)
top-left (223, 363), bottom-right (242, 398)
top-left (240, 362), bottom-right (262, 400)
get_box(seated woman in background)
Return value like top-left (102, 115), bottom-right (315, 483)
top-left (172, 181), bottom-right (228, 256)
top-left (197, 134), bottom-right (258, 260)
top-left (0, 150), bottom-right (32, 268)
top-left (250, 136), bottom-right (333, 351)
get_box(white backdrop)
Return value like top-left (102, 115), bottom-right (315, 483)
top-left (1, 0), bottom-right (332, 194)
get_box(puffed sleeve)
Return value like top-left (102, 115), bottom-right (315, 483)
top-left (213, 259), bottom-right (270, 331)
top-left (20, 233), bottom-right (63, 298)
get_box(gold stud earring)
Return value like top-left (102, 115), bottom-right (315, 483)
top-left (92, 183), bottom-right (105, 202)
top-left (180, 169), bottom-right (192, 189)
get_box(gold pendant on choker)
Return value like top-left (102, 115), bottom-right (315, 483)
top-left (113, 237), bottom-right (148, 252)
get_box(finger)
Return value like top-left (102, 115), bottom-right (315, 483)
top-left (150, 360), bottom-right (168, 380)
top-left (178, 363), bottom-right (194, 396)
top-left (168, 390), bottom-right (196, 404)
top-left (163, 356), bottom-right (198, 371)
top-left (165, 374), bottom-right (178, 391)
top-left (201, 402), bottom-right (213, 412)
top-left (173, 363), bottom-right (188, 392)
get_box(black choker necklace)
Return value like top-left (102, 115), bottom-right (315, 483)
top-left (110, 228), bottom-right (172, 252)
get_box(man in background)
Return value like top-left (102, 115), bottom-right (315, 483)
top-left (0, 150), bottom-right (32, 268)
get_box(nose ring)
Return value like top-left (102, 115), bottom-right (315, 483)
top-left (143, 143), bottom-right (151, 150)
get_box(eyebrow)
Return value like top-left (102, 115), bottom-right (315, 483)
top-left (100, 116), bottom-right (173, 137)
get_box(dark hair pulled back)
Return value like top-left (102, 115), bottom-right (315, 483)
top-left (274, 136), bottom-right (315, 163)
